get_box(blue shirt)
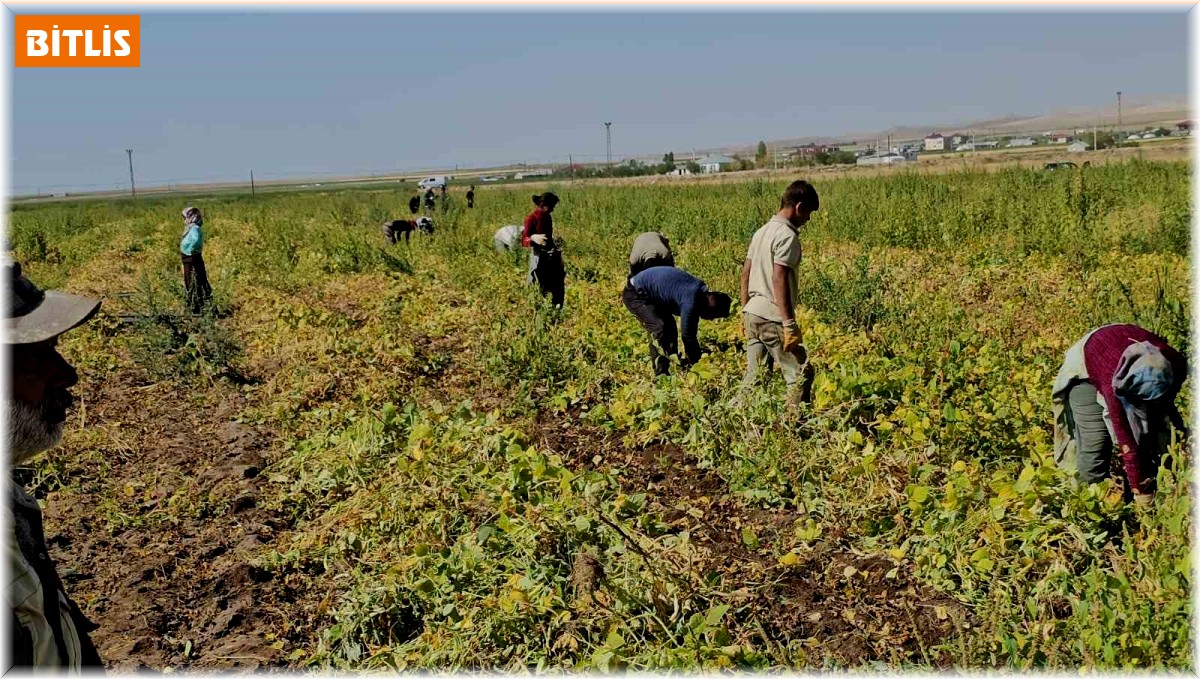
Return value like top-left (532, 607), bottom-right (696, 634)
top-left (629, 266), bottom-right (708, 359)
top-left (180, 224), bottom-right (203, 256)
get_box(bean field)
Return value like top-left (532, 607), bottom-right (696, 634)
top-left (7, 159), bottom-right (1192, 671)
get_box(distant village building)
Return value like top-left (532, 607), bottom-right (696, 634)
top-left (1048, 134), bottom-right (1070, 144)
top-left (513, 168), bottom-right (553, 179)
top-left (957, 140), bottom-right (999, 151)
top-left (792, 142), bottom-right (841, 157)
top-left (1067, 141), bottom-right (1089, 153)
top-left (666, 166), bottom-right (692, 176)
top-left (951, 134), bottom-right (967, 146)
top-left (698, 155), bottom-right (735, 173)
top-left (1176, 120), bottom-right (1192, 131)
top-left (1007, 138), bottom-right (1036, 147)
top-left (923, 133), bottom-right (947, 152)
top-left (856, 152), bottom-right (910, 167)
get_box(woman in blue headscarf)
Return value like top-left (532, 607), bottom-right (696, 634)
top-left (1051, 324), bottom-right (1188, 504)
top-left (180, 206), bottom-right (212, 313)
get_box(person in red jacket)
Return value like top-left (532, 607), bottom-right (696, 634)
top-left (1052, 323), bottom-right (1188, 504)
top-left (522, 192), bottom-right (564, 308)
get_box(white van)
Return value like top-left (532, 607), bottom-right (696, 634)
top-left (418, 176), bottom-right (449, 190)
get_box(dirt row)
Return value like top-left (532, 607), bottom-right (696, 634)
top-left (40, 373), bottom-right (326, 671)
top-left (531, 411), bottom-right (970, 666)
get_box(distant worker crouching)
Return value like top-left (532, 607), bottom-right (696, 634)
top-left (382, 216), bottom-right (433, 245)
top-left (493, 224), bottom-right (522, 254)
top-left (629, 231), bottom-right (675, 277)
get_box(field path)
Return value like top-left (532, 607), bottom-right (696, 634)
top-left (39, 372), bottom-right (329, 671)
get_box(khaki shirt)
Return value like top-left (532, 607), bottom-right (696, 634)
top-left (743, 216), bottom-right (800, 323)
top-left (7, 480), bottom-right (95, 672)
top-left (629, 232), bottom-right (672, 266)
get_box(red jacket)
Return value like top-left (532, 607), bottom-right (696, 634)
top-left (1083, 324), bottom-right (1187, 493)
top-left (522, 209), bottom-right (553, 248)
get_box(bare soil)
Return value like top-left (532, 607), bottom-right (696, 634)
top-left (531, 410), bottom-right (969, 666)
top-left (36, 373), bottom-right (328, 671)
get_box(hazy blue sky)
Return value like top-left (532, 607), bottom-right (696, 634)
top-left (8, 10), bottom-right (1189, 192)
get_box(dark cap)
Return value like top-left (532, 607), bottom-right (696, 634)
top-left (4, 262), bottom-right (100, 345)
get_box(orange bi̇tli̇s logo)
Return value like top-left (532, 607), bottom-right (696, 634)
top-left (15, 15), bottom-right (140, 67)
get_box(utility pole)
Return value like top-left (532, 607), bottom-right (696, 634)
top-left (604, 122), bottom-right (612, 173)
top-left (1093, 120), bottom-right (1097, 151)
top-left (125, 149), bottom-right (135, 198)
top-left (250, 169), bottom-right (256, 196)
top-left (1116, 91), bottom-right (1123, 147)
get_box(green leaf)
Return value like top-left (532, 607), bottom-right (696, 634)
top-left (704, 604), bottom-right (730, 629)
top-left (741, 527), bottom-right (761, 550)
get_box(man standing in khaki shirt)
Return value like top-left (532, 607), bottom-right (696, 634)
top-left (739, 180), bottom-right (819, 405)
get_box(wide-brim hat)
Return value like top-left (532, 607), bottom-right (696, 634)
top-left (4, 262), bottom-right (100, 345)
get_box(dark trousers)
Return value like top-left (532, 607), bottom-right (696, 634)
top-left (532, 250), bottom-right (566, 307)
top-left (182, 253), bottom-right (212, 313)
top-left (623, 283), bottom-right (677, 376)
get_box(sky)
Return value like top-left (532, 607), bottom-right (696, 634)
top-left (7, 9), bottom-right (1190, 193)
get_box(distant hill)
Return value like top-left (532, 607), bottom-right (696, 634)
top-left (705, 95), bottom-right (1189, 158)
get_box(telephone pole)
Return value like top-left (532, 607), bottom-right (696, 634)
top-left (604, 122), bottom-right (612, 173)
top-left (125, 149), bottom-right (135, 198)
top-left (250, 169), bottom-right (256, 196)
top-left (1116, 91), bottom-right (1123, 147)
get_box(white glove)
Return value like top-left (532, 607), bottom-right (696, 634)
top-left (530, 234), bottom-right (548, 246)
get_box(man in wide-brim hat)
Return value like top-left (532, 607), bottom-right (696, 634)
top-left (5, 261), bottom-right (104, 670)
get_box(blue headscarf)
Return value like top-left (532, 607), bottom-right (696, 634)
top-left (1113, 341), bottom-right (1175, 446)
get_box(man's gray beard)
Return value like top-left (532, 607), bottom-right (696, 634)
top-left (4, 399), bottom-right (63, 466)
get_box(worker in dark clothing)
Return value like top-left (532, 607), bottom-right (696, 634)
top-left (382, 217), bottom-right (433, 245)
top-left (623, 265), bottom-right (732, 376)
top-left (466, 185), bottom-right (476, 209)
top-left (424, 189), bottom-right (436, 212)
top-left (408, 194), bottom-right (420, 215)
top-left (522, 192), bottom-right (565, 308)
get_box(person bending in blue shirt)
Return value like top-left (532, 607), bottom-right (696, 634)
top-left (623, 266), bottom-right (732, 376)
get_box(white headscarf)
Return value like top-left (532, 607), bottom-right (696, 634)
top-left (182, 206), bottom-right (203, 229)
